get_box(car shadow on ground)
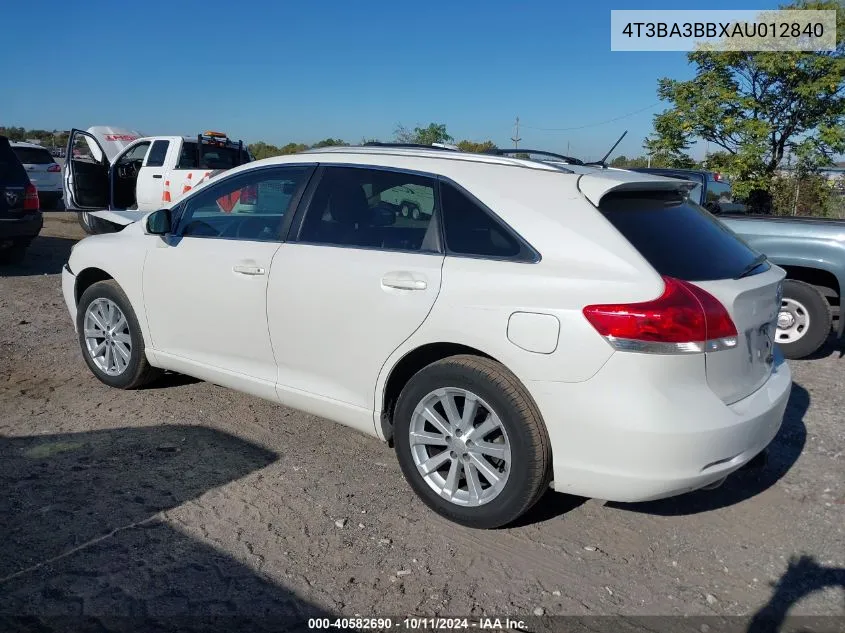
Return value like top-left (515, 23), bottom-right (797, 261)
top-left (142, 371), bottom-right (203, 390)
top-left (605, 382), bottom-right (809, 517)
top-left (0, 425), bottom-right (331, 632)
top-left (747, 554), bottom-right (845, 633)
top-left (1, 235), bottom-right (77, 277)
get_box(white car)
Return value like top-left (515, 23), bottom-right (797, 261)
top-left (11, 142), bottom-right (63, 209)
top-left (61, 146), bottom-right (791, 528)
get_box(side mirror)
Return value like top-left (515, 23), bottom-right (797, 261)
top-left (146, 208), bottom-right (172, 235)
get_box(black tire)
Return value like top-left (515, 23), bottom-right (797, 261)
top-left (78, 212), bottom-right (118, 235)
top-left (76, 280), bottom-right (161, 389)
top-left (393, 355), bottom-right (552, 529)
top-left (0, 245), bottom-right (27, 265)
top-left (777, 279), bottom-right (832, 359)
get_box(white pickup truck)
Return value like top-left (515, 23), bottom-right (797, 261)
top-left (64, 126), bottom-right (252, 234)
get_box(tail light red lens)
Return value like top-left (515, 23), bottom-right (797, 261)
top-left (24, 183), bottom-right (40, 211)
top-left (582, 276), bottom-right (738, 354)
top-left (47, 164), bottom-right (61, 172)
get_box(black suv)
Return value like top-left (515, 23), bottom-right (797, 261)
top-left (0, 135), bottom-right (43, 264)
top-left (628, 168), bottom-right (745, 214)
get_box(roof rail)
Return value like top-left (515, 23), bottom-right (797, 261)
top-left (362, 142), bottom-right (458, 151)
top-left (485, 148), bottom-right (585, 166)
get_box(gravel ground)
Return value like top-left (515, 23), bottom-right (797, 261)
top-left (0, 214), bottom-right (843, 630)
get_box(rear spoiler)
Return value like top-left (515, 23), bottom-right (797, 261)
top-left (578, 172), bottom-right (698, 207)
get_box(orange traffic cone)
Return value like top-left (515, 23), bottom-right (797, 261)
top-left (162, 181), bottom-right (171, 203)
top-left (182, 172), bottom-right (193, 194)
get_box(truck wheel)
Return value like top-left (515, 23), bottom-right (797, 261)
top-left (776, 280), bottom-right (832, 359)
top-left (78, 212), bottom-right (118, 235)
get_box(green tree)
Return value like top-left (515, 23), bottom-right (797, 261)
top-left (645, 0), bottom-right (845, 203)
top-left (0, 126), bottom-right (26, 141)
top-left (279, 143), bottom-right (309, 155)
top-left (247, 141), bottom-right (282, 160)
top-left (311, 138), bottom-right (348, 148)
top-left (456, 140), bottom-right (497, 153)
top-left (394, 123), bottom-right (453, 145)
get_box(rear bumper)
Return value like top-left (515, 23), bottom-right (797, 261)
top-left (0, 213), bottom-right (43, 244)
top-left (528, 351), bottom-right (792, 503)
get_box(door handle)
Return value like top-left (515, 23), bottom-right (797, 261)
top-left (152, 174), bottom-right (162, 179)
top-left (382, 272), bottom-right (427, 291)
top-left (233, 265), bottom-right (265, 275)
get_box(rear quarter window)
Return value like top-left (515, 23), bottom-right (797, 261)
top-left (599, 190), bottom-right (762, 281)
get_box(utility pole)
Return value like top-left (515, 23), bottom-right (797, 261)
top-left (511, 117), bottom-right (521, 149)
top-left (567, 140), bottom-right (570, 154)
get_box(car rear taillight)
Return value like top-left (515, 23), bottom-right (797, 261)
top-left (582, 276), bottom-right (738, 354)
top-left (47, 163), bottom-right (61, 172)
top-left (24, 183), bottom-right (40, 211)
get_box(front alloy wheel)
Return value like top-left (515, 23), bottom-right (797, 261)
top-left (76, 280), bottom-right (161, 389)
top-left (83, 298), bottom-right (132, 376)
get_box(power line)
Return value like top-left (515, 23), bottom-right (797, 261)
top-left (519, 102), bottom-right (662, 132)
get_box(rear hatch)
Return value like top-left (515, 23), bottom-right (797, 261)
top-left (0, 137), bottom-right (31, 219)
top-left (12, 145), bottom-right (60, 191)
top-left (590, 180), bottom-right (783, 405)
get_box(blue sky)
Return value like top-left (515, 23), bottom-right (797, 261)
top-left (3, 0), bottom-right (780, 160)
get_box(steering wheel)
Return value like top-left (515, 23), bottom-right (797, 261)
top-left (235, 216), bottom-right (276, 240)
top-left (182, 219), bottom-right (219, 237)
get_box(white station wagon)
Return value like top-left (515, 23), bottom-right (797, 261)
top-left (62, 146), bottom-right (791, 528)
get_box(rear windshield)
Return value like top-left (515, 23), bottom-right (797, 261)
top-left (12, 146), bottom-right (54, 165)
top-left (599, 190), bottom-right (763, 281)
top-left (0, 138), bottom-right (28, 184)
top-left (177, 142), bottom-right (251, 170)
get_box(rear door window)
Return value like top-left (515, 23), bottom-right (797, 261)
top-left (298, 167), bottom-right (439, 252)
top-left (599, 190), bottom-right (763, 281)
top-left (12, 147), bottom-right (54, 165)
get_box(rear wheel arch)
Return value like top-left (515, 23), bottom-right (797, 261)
top-left (380, 342), bottom-right (505, 442)
top-left (779, 264), bottom-right (841, 299)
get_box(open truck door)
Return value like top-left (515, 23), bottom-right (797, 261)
top-left (64, 126), bottom-right (144, 232)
